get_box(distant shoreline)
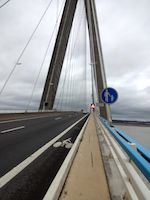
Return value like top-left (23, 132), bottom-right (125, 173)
top-left (113, 120), bottom-right (150, 127)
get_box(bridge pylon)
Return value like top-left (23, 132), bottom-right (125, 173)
top-left (39, 0), bottom-right (112, 122)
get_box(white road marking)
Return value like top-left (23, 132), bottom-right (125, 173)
top-left (53, 142), bottom-right (62, 148)
top-left (1, 126), bottom-right (25, 134)
top-left (0, 114), bottom-right (88, 188)
top-left (53, 138), bottom-right (73, 149)
top-left (54, 117), bottom-right (62, 120)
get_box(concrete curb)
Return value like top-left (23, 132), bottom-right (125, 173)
top-left (43, 116), bottom-right (90, 200)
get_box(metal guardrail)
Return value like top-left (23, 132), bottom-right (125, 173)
top-left (115, 127), bottom-right (150, 162)
top-left (100, 117), bottom-right (150, 182)
top-left (97, 116), bottom-right (150, 200)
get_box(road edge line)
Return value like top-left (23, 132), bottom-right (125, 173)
top-left (0, 114), bottom-right (88, 188)
top-left (43, 115), bottom-right (90, 200)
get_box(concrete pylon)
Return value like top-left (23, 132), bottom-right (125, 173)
top-left (39, 0), bottom-right (78, 110)
top-left (39, 0), bottom-right (111, 122)
top-left (85, 0), bottom-right (111, 122)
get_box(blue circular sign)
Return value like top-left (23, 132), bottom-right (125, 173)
top-left (101, 87), bottom-right (118, 104)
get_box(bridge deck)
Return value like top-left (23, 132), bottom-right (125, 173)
top-left (59, 114), bottom-right (110, 200)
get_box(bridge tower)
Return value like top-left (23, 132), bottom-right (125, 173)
top-left (39, 0), bottom-right (111, 122)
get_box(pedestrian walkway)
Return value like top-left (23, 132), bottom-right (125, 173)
top-left (59, 114), bottom-right (110, 200)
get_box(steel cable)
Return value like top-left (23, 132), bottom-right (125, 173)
top-left (26, 0), bottom-right (65, 110)
top-left (0, 0), bottom-right (10, 9)
top-left (0, 0), bottom-right (54, 95)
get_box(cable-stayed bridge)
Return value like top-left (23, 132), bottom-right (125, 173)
top-left (0, 0), bottom-right (149, 200)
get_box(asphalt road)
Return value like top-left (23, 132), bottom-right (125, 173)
top-left (0, 112), bottom-right (85, 177)
top-left (0, 112), bottom-right (88, 200)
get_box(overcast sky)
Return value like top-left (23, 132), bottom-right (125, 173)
top-left (96, 0), bottom-right (150, 121)
top-left (0, 0), bottom-right (150, 121)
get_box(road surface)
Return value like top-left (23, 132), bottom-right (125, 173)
top-left (0, 112), bottom-right (87, 200)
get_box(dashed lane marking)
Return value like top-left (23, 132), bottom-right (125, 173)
top-left (1, 126), bottom-right (25, 134)
top-left (54, 117), bottom-right (62, 120)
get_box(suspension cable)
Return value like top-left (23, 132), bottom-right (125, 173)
top-left (0, 0), bottom-right (54, 95)
top-left (0, 0), bottom-right (10, 9)
top-left (56, 6), bottom-right (77, 110)
top-left (26, 0), bottom-right (65, 110)
top-left (66, 3), bottom-right (85, 111)
top-left (57, 1), bottom-right (85, 111)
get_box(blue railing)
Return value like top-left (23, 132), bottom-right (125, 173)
top-left (100, 117), bottom-right (150, 182)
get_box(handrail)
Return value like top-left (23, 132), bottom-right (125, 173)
top-left (100, 117), bottom-right (150, 182)
top-left (115, 127), bottom-right (150, 162)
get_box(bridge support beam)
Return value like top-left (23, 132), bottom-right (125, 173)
top-left (39, 0), bottom-right (78, 110)
top-left (84, 0), bottom-right (111, 121)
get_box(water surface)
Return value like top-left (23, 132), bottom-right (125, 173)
top-left (115, 125), bottom-right (150, 150)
